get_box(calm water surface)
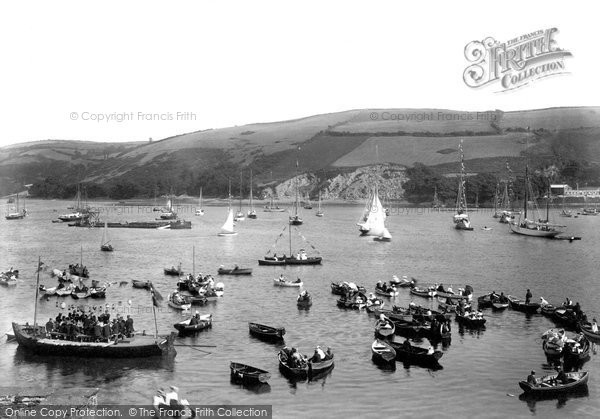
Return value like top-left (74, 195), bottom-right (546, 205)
top-left (1, 200), bottom-right (599, 418)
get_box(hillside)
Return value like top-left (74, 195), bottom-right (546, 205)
top-left (1, 107), bottom-right (599, 199)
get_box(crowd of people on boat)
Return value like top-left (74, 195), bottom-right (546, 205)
top-left (281, 346), bottom-right (332, 368)
top-left (376, 281), bottom-right (396, 294)
top-left (297, 290), bottom-right (311, 302)
top-left (42, 307), bottom-right (135, 342)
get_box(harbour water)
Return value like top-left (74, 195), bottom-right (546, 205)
top-left (1, 200), bottom-right (599, 418)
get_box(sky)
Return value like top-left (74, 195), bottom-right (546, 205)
top-left (0, 0), bottom-right (598, 147)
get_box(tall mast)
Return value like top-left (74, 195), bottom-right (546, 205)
top-left (524, 164), bottom-right (528, 220)
top-left (295, 158), bottom-right (299, 216)
top-left (239, 171), bottom-right (243, 211)
top-left (289, 223), bottom-right (292, 256)
top-left (546, 185), bottom-right (550, 223)
top-left (249, 170), bottom-right (253, 209)
top-left (33, 256), bottom-right (41, 335)
top-left (80, 244), bottom-right (83, 266)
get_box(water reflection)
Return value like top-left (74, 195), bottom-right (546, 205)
top-left (519, 386), bottom-right (589, 413)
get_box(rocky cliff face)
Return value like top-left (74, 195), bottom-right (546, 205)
top-left (264, 164), bottom-right (406, 201)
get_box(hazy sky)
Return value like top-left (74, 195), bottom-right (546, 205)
top-left (0, 0), bottom-right (596, 147)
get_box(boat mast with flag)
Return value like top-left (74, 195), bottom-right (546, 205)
top-left (453, 140), bottom-right (473, 231)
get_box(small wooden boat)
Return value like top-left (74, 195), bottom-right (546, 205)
top-left (217, 267), bottom-right (252, 275)
top-left (375, 286), bottom-right (399, 297)
top-left (71, 289), bottom-right (91, 299)
top-left (164, 265), bottom-right (183, 276)
top-left (540, 304), bottom-right (557, 317)
top-left (563, 337), bottom-right (590, 363)
top-left (274, 278), bottom-right (303, 287)
top-left (337, 292), bottom-right (368, 310)
top-left (388, 341), bottom-right (443, 367)
top-left (330, 282), bottom-right (366, 295)
top-left (1, 269), bottom-right (18, 278)
top-left (552, 308), bottom-right (579, 329)
top-left (230, 362), bottom-right (271, 384)
top-left (277, 348), bottom-right (334, 380)
top-left (168, 293), bottom-right (192, 311)
top-left (389, 275), bottom-right (415, 288)
top-left (258, 257), bottom-right (286, 266)
top-left (174, 314), bottom-right (212, 334)
top-left (248, 322), bottom-right (285, 342)
top-left (180, 294), bottom-right (208, 305)
top-left (508, 295), bottom-right (540, 314)
top-left (410, 287), bottom-right (436, 298)
top-left (492, 301), bottom-right (509, 310)
top-left (518, 371), bottom-right (589, 395)
top-left (0, 275), bottom-right (17, 286)
top-left (578, 321), bottom-right (600, 344)
top-left (132, 279), bottom-right (152, 289)
top-left (374, 319), bottom-right (395, 338)
top-left (455, 312), bottom-right (486, 328)
top-left (436, 290), bottom-right (472, 301)
top-left (297, 292), bottom-right (312, 309)
top-left (371, 339), bottom-right (396, 366)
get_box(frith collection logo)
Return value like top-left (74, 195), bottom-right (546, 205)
top-left (463, 28), bottom-right (572, 92)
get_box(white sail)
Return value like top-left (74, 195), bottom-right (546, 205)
top-left (219, 208), bottom-right (236, 235)
top-left (359, 189), bottom-right (390, 238)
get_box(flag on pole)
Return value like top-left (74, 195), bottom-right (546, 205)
top-left (149, 282), bottom-right (163, 307)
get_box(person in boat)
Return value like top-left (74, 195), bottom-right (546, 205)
top-left (153, 389), bottom-right (167, 410)
top-left (490, 291), bottom-right (499, 301)
top-left (539, 296), bottom-right (549, 306)
top-left (295, 278), bottom-right (302, 283)
top-left (403, 339), bottom-right (412, 352)
top-left (279, 274), bottom-right (285, 281)
top-left (527, 370), bottom-right (537, 386)
top-left (427, 346), bottom-right (434, 355)
top-left (189, 312), bottom-right (199, 326)
top-left (554, 365), bottom-right (568, 385)
top-left (125, 315), bottom-right (134, 337)
top-left (45, 318), bottom-right (54, 334)
top-left (499, 292), bottom-right (508, 303)
top-left (290, 347), bottom-right (305, 367)
top-left (312, 346), bottom-right (326, 362)
top-left (165, 385), bottom-right (180, 407)
top-left (564, 297), bottom-right (573, 307)
top-left (233, 265), bottom-right (239, 271)
top-left (525, 289), bottom-right (532, 305)
top-left (592, 318), bottom-right (599, 333)
top-left (437, 283), bottom-right (446, 293)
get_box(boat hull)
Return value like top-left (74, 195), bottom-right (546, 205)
top-left (12, 323), bottom-right (175, 358)
top-left (249, 323), bottom-right (285, 342)
top-left (519, 371), bottom-right (589, 395)
top-left (509, 223), bottom-right (562, 238)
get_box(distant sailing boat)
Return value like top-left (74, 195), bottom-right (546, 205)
top-left (195, 187), bottom-right (204, 216)
top-left (357, 186), bottom-right (391, 240)
top-left (247, 170), bottom-right (257, 219)
top-left (100, 221), bottom-right (113, 252)
top-left (218, 181), bottom-right (238, 236)
top-left (159, 192), bottom-right (177, 220)
top-left (432, 186), bottom-right (441, 209)
top-left (509, 165), bottom-right (565, 238)
top-left (5, 193), bottom-right (27, 220)
top-left (453, 140), bottom-right (473, 231)
top-left (58, 184), bottom-right (88, 221)
top-left (234, 172), bottom-right (245, 222)
top-left (289, 158), bottom-right (303, 225)
top-left (498, 162), bottom-right (518, 224)
top-left (316, 190), bottom-right (324, 217)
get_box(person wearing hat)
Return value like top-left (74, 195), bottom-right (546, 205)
top-left (554, 365), bottom-right (568, 385)
top-left (526, 370), bottom-right (537, 386)
top-left (592, 318), bottom-right (599, 333)
top-left (189, 312), bottom-right (199, 326)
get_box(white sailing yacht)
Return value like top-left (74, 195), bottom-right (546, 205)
top-left (218, 181), bottom-right (238, 236)
top-left (234, 172), bottom-right (245, 221)
top-left (453, 141), bottom-right (473, 231)
top-left (159, 194), bottom-right (177, 220)
top-left (316, 190), bottom-right (324, 217)
top-left (100, 221), bottom-right (113, 251)
top-left (247, 170), bottom-right (257, 219)
top-left (509, 165), bottom-right (565, 238)
top-left (58, 184), bottom-right (88, 221)
top-left (195, 187), bottom-right (204, 216)
top-left (357, 186), bottom-right (391, 240)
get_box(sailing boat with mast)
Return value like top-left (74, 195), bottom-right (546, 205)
top-left (316, 190), bottom-right (324, 217)
top-left (158, 192), bottom-right (177, 220)
top-left (100, 221), bottom-right (113, 251)
top-left (247, 170), bottom-right (257, 219)
top-left (218, 180), bottom-right (238, 236)
top-left (498, 162), bottom-right (518, 224)
top-left (5, 193), bottom-right (27, 220)
top-left (195, 187), bottom-right (204, 216)
top-left (258, 224), bottom-right (322, 265)
top-left (453, 140), bottom-right (473, 231)
top-left (357, 186), bottom-right (392, 240)
top-left (234, 171), bottom-right (245, 221)
top-left (509, 165), bottom-right (565, 238)
top-left (289, 158), bottom-right (303, 225)
top-left (58, 184), bottom-right (88, 221)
